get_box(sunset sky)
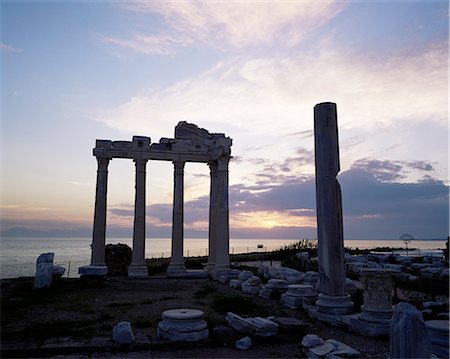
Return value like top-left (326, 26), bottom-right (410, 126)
top-left (1, 1), bottom-right (449, 240)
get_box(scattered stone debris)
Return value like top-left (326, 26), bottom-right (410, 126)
top-left (235, 336), bottom-right (252, 350)
top-left (426, 320), bottom-right (449, 358)
top-left (241, 276), bottom-right (261, 295)
top-left (112, 321), bottom-right (135, 345)
top-left (301, 334), bottom-right (360, 358)
top-left (225, 312), bottom-right (278, 337)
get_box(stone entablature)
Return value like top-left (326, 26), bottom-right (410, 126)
top-left (79, 121), bottom-right (232, 278)
top-left (93, 121), bottom-right (232, 162)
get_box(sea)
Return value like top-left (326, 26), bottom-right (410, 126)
top-left (0, 237), bottom-right (446, 279)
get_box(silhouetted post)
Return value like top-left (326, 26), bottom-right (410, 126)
top-left (128, 158), bottom-right (149, 277)
top-left (167, 160), bottom-right (187, 276)
top-left (213, 156), bottom-right (230, 271)
top-left (206, 160), bottom-right (218, 274)
top-left (314, 102), bottom-right (353, 315)
top-left (91, 157), bottom-right (110, 266)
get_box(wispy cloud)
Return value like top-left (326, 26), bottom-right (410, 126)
top-left (105, 1), bottom-right (346, 54)
top-left (95, 44), bottom-right (448, 183)
top-left (0, 43), bottom-right (23, 53)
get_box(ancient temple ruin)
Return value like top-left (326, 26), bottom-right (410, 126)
top-left (79, 122), bottom-right (232, 278)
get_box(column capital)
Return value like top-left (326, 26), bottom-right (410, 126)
top-left (173, 160), bottom-right (185, 175)
top-left (217, 156), bottom-right (230, 172)
top-left (133, 158), bottom-right (148, 166)
top-left (96, 157), bottom-right (110, 167)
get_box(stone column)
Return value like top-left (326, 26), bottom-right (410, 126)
top-left (79, 157), bottom-right (110, 278)
top-left (349, 268), bottom-right (395, 336)
top-left (206, 160), bottom-right (218, 274)
top-left (212, 156), bottom-right (230, 271)
top-left (314, 102), bottom-right (353, 315)
top-left (128, 158), bottom-right (149, 277)
top-left (90, 157), bottom-right (110, 267)
top-left (167, 160), bottom-right (187, 276)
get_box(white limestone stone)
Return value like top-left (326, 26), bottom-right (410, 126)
top-left (252, 317), bottom-right (278, 337)
top-left (259, 286), bottom-right (272, 299)
top-left (238, 270), bottom-right (253, 282)
top-left (235, 336), bottom-right (252, 350)
top-left (426, 320), bottom-right (449, 358)
top-left (225, 312), bottom-right (256, 334)
top-left (52, 265), bottom-right (65, 279)
top-left (389, 302), bottom-right (431, 359)
top-left (78, 265), bottom-right (108, 277)
top-left (309, 342), bottom-right (335, 357)
top-left (158, 309), bottom-right (209, 342)
top-left (112, 321), bottom-right (135, 345)
top-left (325, 339), bottom-right (360, 358)
top-left (34, 253), bottom-right (54, 289)
top-left (302, 334), bottom-right (324, 348)
top-left (245, 276), bottom-right (261, 286)
top-left (229, 279), bottom-right (242, 289)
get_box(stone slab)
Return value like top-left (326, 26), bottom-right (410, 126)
top-left (162, 309), bottom-right (204, 320)
top-left (302, 334), bottom-right (324, 348)
top-left (78, 265), bottom-right (108, 277)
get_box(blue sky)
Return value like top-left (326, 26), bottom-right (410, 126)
top-left (1, 0), bottom-right (448, 239)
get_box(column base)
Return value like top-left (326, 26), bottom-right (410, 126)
top-left (316, 293), bottom-right (353, 315)
top-left (167, 263), bottom-right (187, 278)
top-left (78, 265), bottom-right (108, 278)
top-left (128, 265), bottom-right (148, 278)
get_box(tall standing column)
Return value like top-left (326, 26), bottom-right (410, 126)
top-left (314, 102), bottom-right (353, 315)
top-left (213, 156), bottom-right (230, 271)
top-left (167, 160), bottom-right (187, 276)
top-left (206, 161), bottom-right (218, 274)
top-left (90, 157), bottom-right (110, 266)
top-left (128, 158), bottom-right (149, 277)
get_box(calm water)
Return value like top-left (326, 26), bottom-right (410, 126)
top-left (0, 237), bottom-right (446, 279)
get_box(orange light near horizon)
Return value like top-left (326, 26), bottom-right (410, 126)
top-left (230, 210), bottom-right (315, 229)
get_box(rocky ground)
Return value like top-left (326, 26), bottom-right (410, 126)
top-left (1, 275), bottom-right (389, 358)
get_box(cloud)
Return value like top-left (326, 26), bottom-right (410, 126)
top-left (350, 158), bottom-right (436, 183)
top-left (94, 44), bottom-right (448, 186)
top-left (107, 1), bottom-right (346, 54)
top-left (0, 43), bottom-right (23, 53)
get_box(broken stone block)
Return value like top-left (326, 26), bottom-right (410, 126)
top-left (325, 339), bottom-right (360, 358)
top-left (235, 336), bottom-right (252, 350)
top-left (302, 334), bottom-right (325, 348)
top-left (309, 342), bottom-right (335, 357)
top-left (229, 279), bottom-right (242, 289)
top-left (112, 321), bottom-right (135, 345)
top-left (252, 317), bottom-right (278, 337)
top-left (34, 253), bottom-right (54, 289)
top-left (225, 312), bottom-right (256, 335)
top-left (238, 270), bottom-right (253, 282)
top-left (389, 302), bottom-right (431, 359)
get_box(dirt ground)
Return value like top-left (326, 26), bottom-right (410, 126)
top-left (1, 275), bottom-right (389, 358)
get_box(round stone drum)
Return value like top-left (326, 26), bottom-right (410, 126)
top-left (157, 309), bottom-right (209, 342)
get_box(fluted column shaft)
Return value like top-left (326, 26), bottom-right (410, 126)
top-left (168, 160), bottom-right (187, 275)
top-left (213, 157), bottom-right (230, 270)
top-left (131, 158), bottom-right (147, 266)
top-left (206, 161), bottom-right (218, 272)
top-left (91, 157), bottom-right (110, 266)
